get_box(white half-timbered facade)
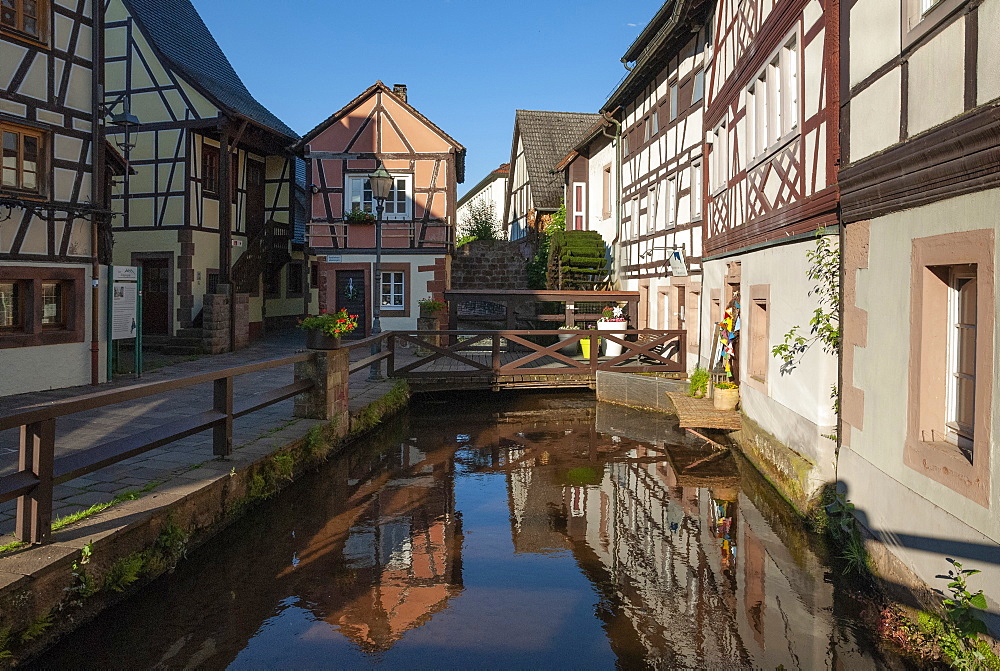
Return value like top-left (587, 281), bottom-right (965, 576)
top-left (838, 0), bottom-right (1000, 629)
top-left (297, 82), bottom-right (465, 334)
top-left (1, 0), bottom-right (111, 395)
top-left (701, 0), bottom-right (841, 496)
top-left (602, 0), bottom-right (713, 359)
top-left (103, 0), bottom-right (309, 344)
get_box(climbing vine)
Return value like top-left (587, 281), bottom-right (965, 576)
top-left (771, 231), bottom-right (840, 374)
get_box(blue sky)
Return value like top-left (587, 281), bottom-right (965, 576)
top-left (193, 0), bottom-right (664, 197)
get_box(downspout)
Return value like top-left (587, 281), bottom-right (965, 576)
top-left (601, 112), bottom-right (622, 288)
top-left (90, 3), bottom-right (105, 385)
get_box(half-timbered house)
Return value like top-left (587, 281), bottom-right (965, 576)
top-left (838, 0), bottom-right (1000, 624)
top-left (702, 0), bottom-right (840, 497)
top-left (1, 0), bottom-right (110, 395)
top-left (103, 0), bottom-right (308, 350)
top-left (601, 0), bottom-right (713, 358)
top-left (296, 82), bottom-right (465, 334)
top-left (503, 110), bottom-right (601, 241)
top-left (554, 118), bottom-right (618, 248)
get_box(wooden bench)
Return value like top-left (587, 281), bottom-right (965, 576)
top-left (633, 331), bottom-right (681, 364)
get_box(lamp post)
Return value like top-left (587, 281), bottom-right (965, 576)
top-left (368, 163), bottom-right (393, 381)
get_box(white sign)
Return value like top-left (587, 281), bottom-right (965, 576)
top-left (111, 282), bottom-right (139, 340)
top-left (113, 266), bottom-right (138, 281)
top-left (325, 255), bottom-right (342, 263)
top-left (231, 239), bottom-right (244, 247)
top-left (669, 250), bottom-right (688, 277)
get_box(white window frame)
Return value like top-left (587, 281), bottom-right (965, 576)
top-left (346, 174), bottom-right (412, 221)
top-left (630, 196), bottom-right (639, 240)
top-left (670, 83), bottom-right (679, 121)
top-left (693, 69), bottom-right (705, 103)
top-left (691, 160), bottom-right (703, 220)
top-left (647, 185), bottom-right (658, 233)
top-left (380, 271), bottom-right (405, 310)
top-left (709, 121), bottom-right (727, 193)
top-left (572, 182), bottom-right (586, 230)
top-left (667, 176), bottom-right (677, 228)
top-left (945, 265), bottom-right (977, 448)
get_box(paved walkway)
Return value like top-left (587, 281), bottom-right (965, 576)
top-left (0, 330), bottom-right (415, 536)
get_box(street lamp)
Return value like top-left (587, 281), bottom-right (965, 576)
top-left (368, 163), bottom-right (393, 380)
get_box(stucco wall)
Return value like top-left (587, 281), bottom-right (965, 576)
top-left (0, 263), bottom-right (107, 396)
top-left (843, 187), bottom-right (1000, 544)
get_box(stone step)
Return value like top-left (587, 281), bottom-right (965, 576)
top-left (176, 328), bottom-right (204, 339)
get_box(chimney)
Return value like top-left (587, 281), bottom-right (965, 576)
top-left (392, 84), bottom-right (408, 103)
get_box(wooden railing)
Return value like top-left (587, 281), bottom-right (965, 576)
top-left (0, 353), bottom-right (313, 544)
top-left (387, 329), bottom-right (685, 379)
top-left (341, 332), bottom-right (394, 374)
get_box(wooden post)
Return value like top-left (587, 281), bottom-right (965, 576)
top-left (16, 419), bottom-right (55, 544)
top-left (565, 300), bottom-right (575, 327)
top-left (387, 333), bottom-right (395, 377)
top-left (213, 377), bottom-right (233, 457)
top-left (492, 333), bottom-right (501, 372)
top-left (589, 332), bottom-right (598, 372)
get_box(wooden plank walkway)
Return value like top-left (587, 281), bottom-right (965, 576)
top-left (665, 392), bottom-right (743, 430)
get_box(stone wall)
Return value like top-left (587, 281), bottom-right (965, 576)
top-left (202, 288), bottom-right (250, 353)
top-left (450, 240), bottom-right (528, 290)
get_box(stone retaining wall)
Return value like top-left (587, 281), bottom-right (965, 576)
top-left (451, 240), bottom-right (528, 290)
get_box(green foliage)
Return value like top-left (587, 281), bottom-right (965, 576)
top-left (344, 208), bottom-right (376, 225)
top-left (0, 627), bottom-right (13, 660)
top-left (935, 558), bottom-right (997, 671)
top-left (0, 540), bottom-right (26, 555)
top-left (50, 483), bottom-right (157, 532)
top-left (459, 198), bottom-right (502, 243)
top-left (771, 232), bottom-right (840, 373)
top-left (715, 381), bottom-right (738, 390)
top-left (65, 542), bottom-right (96, 606)
top-left (272, 454), bottom-right (294, 482)
top-left (151, 519), bottom-right (189, 572)
top-left (417, 298), bottom-right (447, 315)
top-left (104, 553), bottom-right (145, 593)
top-left (527, 203), bottom-right (567, 289)
top-left (297, 308), bottom-right (359, 337)
top-left (688, 366), bottom-right (709, 398)
top-left (19, 612), bottom-right (52, 643)
top-left (547, 229), bottom-right (609, 290)
top-left (840, 532), bottom-right (872, 576)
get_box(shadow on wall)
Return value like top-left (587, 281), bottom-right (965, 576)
top-left (840, 481), bottom-right (1000, 637)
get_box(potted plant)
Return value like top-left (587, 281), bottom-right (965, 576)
top-left (713, 381), bottom-right (740, 411)
top-left (418, 297), bottom-right (447, 319)
top-left (298, 308), bottom-right (359, 349)
top-left (597, 305), bottom-right (628, 357)
top-left (556, 324), bottom-right (578, 355)
top-left (344, 208), bottom-right (376, 225)
top-left (579, 327), bottom-right (600, 359)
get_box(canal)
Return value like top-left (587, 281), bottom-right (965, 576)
top-left (34, 391), bottom-right (908, 669)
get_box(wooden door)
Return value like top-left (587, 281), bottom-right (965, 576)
top-left (140, 258), bottom-right (170, 335)
top-left (245, 160), bottom-right (266, 239)
top-left (335, 270), bottom-right (366, 339)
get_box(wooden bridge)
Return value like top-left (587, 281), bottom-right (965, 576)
top-left (378, 329), bottom-right (686, 391)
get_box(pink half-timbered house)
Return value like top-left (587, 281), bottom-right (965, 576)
top-left (296, 82), bottom-right (465, 335)
top-left (702, 0), bottom-right (841, 502)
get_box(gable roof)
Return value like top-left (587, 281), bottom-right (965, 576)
top-left (513, 110), bottom-right (603, 210)
top-left (125, 0), bottom-right (298, 141)
top-left (294, 81), bottom-right (467, 182)
top-left (457, 163), bottom-right (510, 208)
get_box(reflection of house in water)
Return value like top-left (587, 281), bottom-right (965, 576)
top-left (497, 411), bottom-right (878, 668)
top-left (279, 440), bottom-right (463, 654)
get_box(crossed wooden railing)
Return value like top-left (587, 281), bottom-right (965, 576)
top-left (385, 329), bottom-right (686, 379)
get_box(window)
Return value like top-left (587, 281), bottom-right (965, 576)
top-left (749, 287), bottom-right (769, 382)
top-left (40, 281), bottom-right (64, 328)
top-left (667, 177), bottom-right (677, 228)
top-left (0, 268), bottom-right (84, 347)
top-left (630, 197), bottom-right (639, 240)
top-left (920, 0), bottom-right (940, 13)
top-left (207, 270), bottom-right (220, 295)
top-left (647, 185), bottom-right (658, 233)
top-left (691, 160), bottom-right (703, 220)
top-left (622, 132), bottom-right (630, 157)
top-left (380, 271), bottom-right (404, 309)
top-left (347, 174), bottom-right (412, 220)
top-left (945, 266), bottom-right (976, 450)
top-left (287, 262), bottom-right (304, 297)
top-left (1, 122), bottom-right (43, 194)
top-left (601, 165), bottom-right (612, 218)
top-left (746, 36), bottom-right (799, 161)
top-left (263, 270), bottom-right (280, 297)
top-left (645, 110), bottom-right (658, 141)
top-left (693, 69), bottom-right (705, 103)
top-left (1, 0), bottom-right (44, 40)
top-left (905, 230), bottom-right (992, 506)
top-left (710, 122), bottom-right (727, 192)
top-left (669, 83), bottom-right (679, 121)
top-left (202, 144), bottom-right (219, 197)
top-left (572, 182), bottom-right (585, 230)
top-left (0, 281), bottom-right (23, 331)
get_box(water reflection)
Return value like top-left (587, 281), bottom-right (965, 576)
top-left (32, 393), bottom-right (901, 670)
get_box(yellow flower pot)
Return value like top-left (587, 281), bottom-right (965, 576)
top-left (579, 336), bottom-right (599, 359)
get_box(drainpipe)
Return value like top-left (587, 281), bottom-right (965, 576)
top-left (90, 5), bottom-right (105, 385)
top-left (601, 112), bottom-right (622, 288)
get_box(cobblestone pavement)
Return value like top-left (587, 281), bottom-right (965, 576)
top-left (0, 330), bottom-right (416, 535)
